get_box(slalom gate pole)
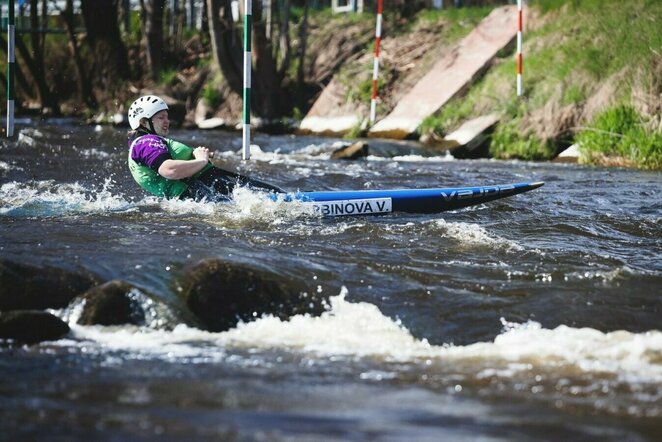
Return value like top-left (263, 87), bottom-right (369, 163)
top-left (7, 0), bottom-right (15, 137)
top-left (369, 0), bottom-right (383, 123)
top-left (242, 0), bottom-right (252, 160)
top-left (516, 0), bottom-right (523, 97)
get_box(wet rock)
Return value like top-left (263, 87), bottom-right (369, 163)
top-left (331, 141), bottom-right (369, 160)
top-left (77, 280), bottom-right (145, 326)
top-left (0, 260), bottom-right (100, 312)
top-left (176, 259), bottom-right (326, 332)
top-left (194, 99), bottom-right (213, 125)
top-left (0, 310), bottom-right (69, 344)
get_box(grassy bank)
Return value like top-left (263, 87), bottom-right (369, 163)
top-left (420, 0), bottom-right (662, 170)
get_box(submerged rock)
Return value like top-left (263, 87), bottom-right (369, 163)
top-left (0, 310), bottom-right (69, 344)
top-left (331, 141), bottom-right (369, 160)
top-left (76, 280), bottom-right (145, 326)
top-left (176, 259), bottom-right (326, 332)
top-left (0, 260), bottom-right (100, 312)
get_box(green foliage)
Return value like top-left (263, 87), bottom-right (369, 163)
top-left (202, 83), bottom-right (223, 109)
top-left (561, 84), bottom-right (586, 106)
top-left (344, 121), bottom-right (365, 139)
top-left (405, 6), bottom-right (492, 40)
top-left (356, 77), bottom-right (385, 104)
top-left (419, 0), bottom-right (662, 168)
top-left (529, 0), bottom-right (575, 13)
top-left (291, 106), bottom-right (303, 121)
top-left (491, 120), bottom-right (556, 160)
top-left (576, 105), bottom-right (662, 170)
top-left (159, 69), bottom-right (178, 85)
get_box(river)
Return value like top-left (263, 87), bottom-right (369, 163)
top-left (1, 121), bottom-right (661, 441)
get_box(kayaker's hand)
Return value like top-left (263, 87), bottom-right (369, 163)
top-left (193, 146), bottom-right (210, 161)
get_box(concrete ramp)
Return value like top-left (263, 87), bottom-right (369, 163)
top-left (369, 6), bottom-right (519, 139)
top-left (440, 114), bottom-right (499, 158)
top-left (298, 79), bottom-right (360, 136)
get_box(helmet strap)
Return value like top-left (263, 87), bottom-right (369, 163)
top-left (147, 118), bottom-right (157, 135)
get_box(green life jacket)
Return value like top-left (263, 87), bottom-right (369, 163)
top-left (128, 136), bottom-right (213, 199)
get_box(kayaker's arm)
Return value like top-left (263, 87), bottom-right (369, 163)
top-left (158, 146), bottom-right (210, 180)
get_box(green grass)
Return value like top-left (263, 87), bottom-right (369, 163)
top-left (413, 6), bottom-right (494, 40)
top-left (159, 69), bottom-right (178, 85)
top-left (576, 105), bottom-right (662, 170)
top-left (420, 0), bottom-right (662, 166)
top-left (202, 73), bottom-right (224, 108)
top-left (490, 121), bottom-right (557, 160)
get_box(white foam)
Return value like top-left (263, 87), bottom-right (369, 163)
top-left (226, 187), bottom-right (318, 224)
top-left (62, 287), bottom-right (662, 389)
top-left (78, 148), bottom-right (111, 159)
top-left (0, 161), bottom-right (20, 172)
top-left (367, 152), bottom-right (456, 163)
top-left (223, 288), bottom-right (433, 358)
top-left (0, 179), bottom-right (133, 216)
top-left (431, 219), bottom-right (524, 252)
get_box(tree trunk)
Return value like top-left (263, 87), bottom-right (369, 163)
top-left (0, 34), bottom-right (34, 106)
top-left (206, 0), bottom-right (243, 93)
top-left (296, 0), bottom-right (309, 88)
top-left (80, 0), bottom-right (130, 82)
top-left (252, 1), bottom-right (288, 118)
top-left (22, 0), bottom-right (58, 113)
top-left (143, 0), bottom-right (166, 80)
top-left (59, 0), bottom-right (97, 108)
top-left (277, 0), bottom-right (291, 77)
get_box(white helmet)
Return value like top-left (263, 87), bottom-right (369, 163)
top-left (128, 95), bottom-right (169, 130)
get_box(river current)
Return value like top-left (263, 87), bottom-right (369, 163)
top-left (1, 122), bottom-right (661, 441)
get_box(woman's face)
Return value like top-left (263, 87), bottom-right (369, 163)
top-left (149, 110), bottom-right (170, 136)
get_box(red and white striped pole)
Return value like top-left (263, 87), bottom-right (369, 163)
top-left (517, 0), bottom-right (523, 97)
top-left (369, 0), bottom-right (383, 123)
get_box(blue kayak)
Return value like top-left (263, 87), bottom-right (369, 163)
top-left (272, 181), bottom-right (544, 216)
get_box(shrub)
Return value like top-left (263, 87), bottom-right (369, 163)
top-left (576, 105), bottom-right (662, 170)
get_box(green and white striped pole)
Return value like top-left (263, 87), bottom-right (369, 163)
top-left (6, 0), bottom-right (15, 137)
top-left (242, 0), bottom-right (251, 160)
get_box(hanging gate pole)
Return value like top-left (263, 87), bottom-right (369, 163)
top-left (369, 0), bottom-right (383, 123)
top-left (242, 0), bottom-right (252, 160)
top-left (517, 0), bottom-right (523, 97)
top-left (7, 0), bottom-right (15, 137)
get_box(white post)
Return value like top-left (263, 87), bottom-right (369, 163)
top-left (7, 0), bottom-right (15, 137)
top-left (242, 0), bottom-right (252, 160)
top-left (369, 0), bottom-right (383, 123)
top-left (517, 0), bottom-right (523, 97)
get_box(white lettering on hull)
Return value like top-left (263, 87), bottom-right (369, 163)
top-left (441, 184), bottom-right (516, 201)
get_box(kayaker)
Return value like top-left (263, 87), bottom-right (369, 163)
top-left (127, 95), bottom-right (283, 201)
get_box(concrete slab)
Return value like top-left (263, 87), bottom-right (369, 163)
top-left (298, 115), bottom-right (360, 136)
top-left (445, 114), bottom-right (499, 147)
top-left (197, 117), bottom-right (226, 129)
top-left (438, 114), bottom-right (499, 158)
top-left (369, 5), bottom-right (519, 139)
top-left (298, 79), bottom-right (361, 136)
top-left (554, 144), bottom-right (581, 163)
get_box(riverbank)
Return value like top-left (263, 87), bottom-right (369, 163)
top-left (100, 1), bottom-right (662, 169)
top-left (416, 0), bottom-right (662, 169)
top-left (2, 1), bottom-right (660, 170)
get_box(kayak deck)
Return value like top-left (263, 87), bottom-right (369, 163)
top-left (272, 181), bottom-right (544, 216)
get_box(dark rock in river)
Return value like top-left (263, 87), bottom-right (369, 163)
top-left (0, 260), bottom-right (100, 312)
top-left (176, 259), bottom-right (327, 332)
top-left (77, 280), bottom-right (145, 326)
top-left (331, 141), bottom-right (369, 160)
top-left (0, 310), bottom-right (69, 344)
